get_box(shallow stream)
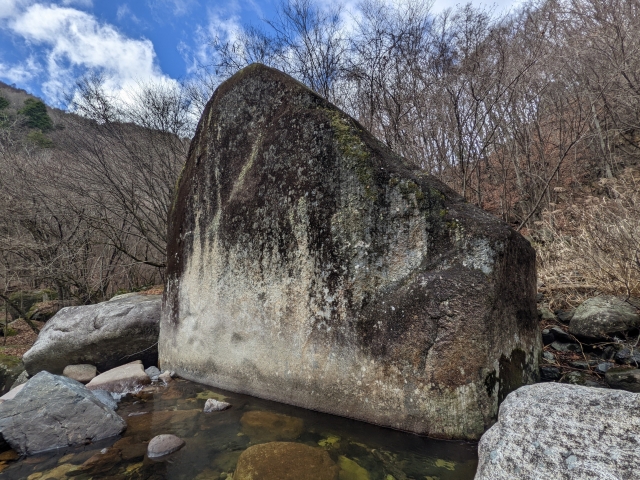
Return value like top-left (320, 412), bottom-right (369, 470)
top-left (1, 378), bottom-right (478, 479)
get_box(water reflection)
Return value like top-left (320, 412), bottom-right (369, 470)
top-left (1, 379), bottom-right (478, 479)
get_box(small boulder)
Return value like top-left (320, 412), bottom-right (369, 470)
top-left (549, 326), bottom-right (572, 343)
top-left (0, 371), bottom-right (125, 455)
top-left (145, 366), bottom-right (161, 380)
top-left (22, 293), bottom-right (160, 376)
top-left (147, 434), bottom-right (185, 459)
top-left (595, 362), bottom-right (615, 374)
top-left (605, 367), bottom-right (640, 393)
top-left (539, 365), bottom-right (560, 381)
top-left (204, 398), bottom-right (231, 412)
top-left (234, 442), bottom-right (339, 480)
top-left (476, 383), bottom-right (640, 479)
top-left (570, 296), bottom-right (640, 340)
top-left (63, 364), bottom-right (97, 384)
top-left (86, 360), bottom-right (150, 394)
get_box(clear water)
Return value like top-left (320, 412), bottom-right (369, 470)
top-left (1, 379), bottom-right (478, 479)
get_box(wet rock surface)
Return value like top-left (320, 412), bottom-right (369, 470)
top-left (476, 383), bottom-right (640, 479)
top-left (22, 293), bottom-right (160, 376)
top-left (86, 360), bottom-right (150, 393)
top-left (204, 398), bottom-right (231, 412)
top-left (0, 377), bottom-right (477, 479)
top-left (147, 434), bottom-right (185, 459)
top-left (160, 63), bottom-right (540, 440)
top-left (0, 371), bottom-right (125, 455)
top-left (234, 442), bottom-right (339, 480)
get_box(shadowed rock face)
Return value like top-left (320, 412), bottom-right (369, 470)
top-left (160, 64), bottom-right (540, 440)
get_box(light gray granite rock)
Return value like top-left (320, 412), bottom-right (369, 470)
top-left (570, 296), bottom-right (640, 340)
top-left (475, 383), bottom-right (640, 479)
top-left (63, 364), bottom-right (97, 384)
top-left (23, 293), bottom-right (160, 376)
top-left (86, 360), bottom-right (150, 394)
top-left (147, 434), bottom-right (185, 459)
top-left (203, 398), bottom-right (231, 412)
top-left (0, 371), bottom-right (125, 455)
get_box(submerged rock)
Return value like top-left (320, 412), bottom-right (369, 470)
top-left (147, 434), bottom-right (185, 459)
top-left (234, 442), bottom-right (339, 480)
top-left (570, 296), bottom-right (640, 340)
top-left (23, 293), bottom-right (160, 376)
top-left (0, 371), bottom-right (125, 455)
top-left (240, 411), bottom-right (304, 442)
top-left (86, 360), bottom-right (150, 394)
top-left (204, 398), bottom-right (231, 412)
top-left (160, 63), bottom-right (540, 440)
top-left (475, 383), bottom-right (640, 479)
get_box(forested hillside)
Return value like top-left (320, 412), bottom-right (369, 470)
top-left (1, 0), bottom-right (638, 312)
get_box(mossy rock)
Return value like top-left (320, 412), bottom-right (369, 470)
top-left (234, 442), bottom-right (339, 480)
top-left (0, 354), bottom-right (24, 395)
top-left (240, 411), bottom-right (304, 442)
top-left (26, 300), bottom-right (60, 321)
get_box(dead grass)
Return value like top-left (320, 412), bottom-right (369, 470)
top-left (535, 167), bottom-right (640, 309)
top-left (0, 318), bottom-right (45, 357)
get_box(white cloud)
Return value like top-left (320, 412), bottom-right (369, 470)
top-left (0, 55), bottom-right (40, 83)
top-left (1, 2), bottom-right (175, 105)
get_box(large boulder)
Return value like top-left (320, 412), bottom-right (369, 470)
top-left (0, 371), bottom-right (126, 455)
top-left (23, 293), bottom-right (161, 375)
top-left (475, 383), bottom-right (640, 479)
top-left (569, 296), bottom-right (640, 340)
top-left (160, 64), bottom-right (540, 440)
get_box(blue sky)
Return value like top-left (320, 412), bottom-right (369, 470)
top-left (0, 0), bottom-right (520, 108)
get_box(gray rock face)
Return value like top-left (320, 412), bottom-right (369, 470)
top-left (23, 293), bottom-right (161, 375)
top-left (0, 371), bottom-right (126, 455)
top-left (160, 64), bottom-right (540, 440)
top-left (91, 389), bottom-right (119, 410)
top-left (475, 383), bottom-right (640, 479)
top-left (570, 296), bottom-right (640, 340)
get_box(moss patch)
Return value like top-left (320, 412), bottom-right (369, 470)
top-left (326, 110), bottom-right (376, 201)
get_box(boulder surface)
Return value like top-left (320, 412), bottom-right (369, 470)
top-left (23, 293), bottom-right (161, 375)
top-left (569, 295), bottom-right (640, 340)
top-left (475, 383), bottom-right (640, 479)
top-left (0, 371), bottom-right (126, 455)
top-left (160, 64), bottom-right (540, 439)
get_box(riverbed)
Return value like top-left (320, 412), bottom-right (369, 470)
top-left (1, 378), bottom-right (478, 479)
